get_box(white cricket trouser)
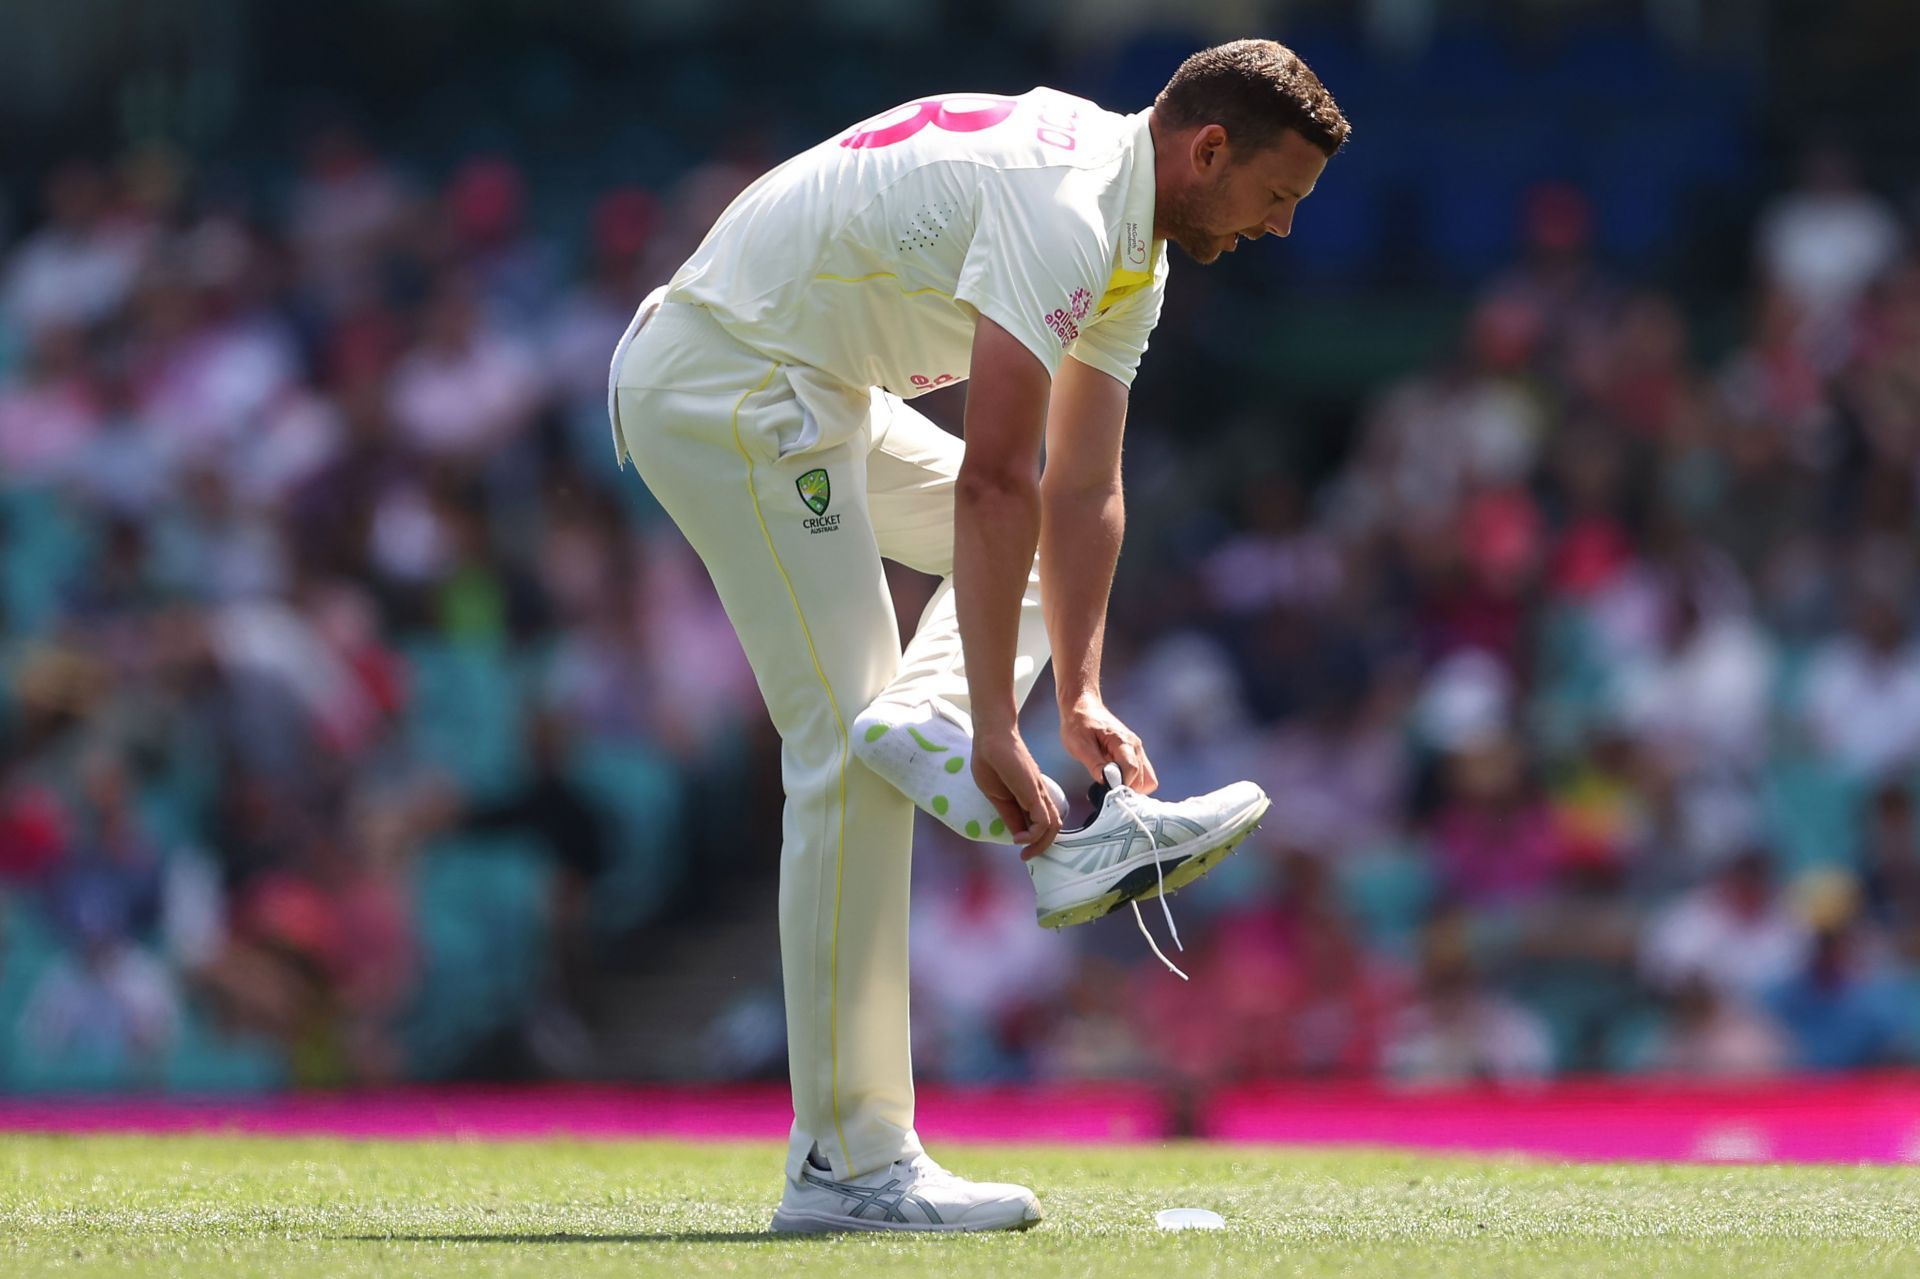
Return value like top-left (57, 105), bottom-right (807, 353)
top-left (609, 291), bottom-right (1051, 1181)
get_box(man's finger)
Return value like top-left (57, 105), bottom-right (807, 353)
top-left (1033, 778), bottom-right (1062, 833)
top-left (985, 783), bottom-right (1033, 844)
top-left (1135, 743), bottom-right (1160, 795)
top-left (1065, 734), bottom-right (1107, 782)
top-left (1006, 770), bottom-right (1055, 857)
top-left (1102, 731), bottom-right (1145, 789)
top-left (973, 754), bottom-right (1034, 846)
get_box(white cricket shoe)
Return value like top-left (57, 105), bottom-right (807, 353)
top-left (1027, 764), bottom-right (1269, 975)
top-left (770, 1152), bottom-right (1042, 1234)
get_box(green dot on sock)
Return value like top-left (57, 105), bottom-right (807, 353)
top-left (931, 795), bottom-right (949, 816)
top-left (965, 820), bottom-right (981, 838)
top-left (943, 756), bottom-right (965, 774)
top-left (989, 818), bottom-right (1006, 836)
top-left (863, 723), bottom-right (888, 743)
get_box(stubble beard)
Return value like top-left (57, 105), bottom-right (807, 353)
top-left (1159, 178), bottom-right (1230, 266)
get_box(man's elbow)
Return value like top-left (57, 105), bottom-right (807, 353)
top-left (1040, 469), bottom-right (1124, 506)
top-left (956, 462), bottom-right (1040, 510)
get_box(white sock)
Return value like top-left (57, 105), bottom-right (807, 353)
top-left (852, 697), bottom-right (1066, 844)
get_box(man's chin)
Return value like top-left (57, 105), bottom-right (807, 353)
top-left (1173, 236), bottom-right (1227, 266)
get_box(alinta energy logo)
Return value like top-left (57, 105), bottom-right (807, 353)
top-left (1043, 288), bottom-right (1095, 346)
top-left (797, 468), bottom-right (841, 534)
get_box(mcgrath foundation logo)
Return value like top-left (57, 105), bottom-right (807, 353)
top-left (796, 468), bottom-right (832, 516)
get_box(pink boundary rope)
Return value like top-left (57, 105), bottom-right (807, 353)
top-left (1, 1077), bottom-right (1915, 1163)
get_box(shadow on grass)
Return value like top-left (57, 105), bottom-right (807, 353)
top-left (338, 1232), bottom-right (790, 1245)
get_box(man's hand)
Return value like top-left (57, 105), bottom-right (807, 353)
top-left (1059, 694), bottom-right (1158, 795)
top-left (972, 725), bottom-right (1064, 859)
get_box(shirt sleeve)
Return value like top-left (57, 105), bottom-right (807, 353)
top-left (1066, 255), bottom-right (1167, 388)
top-left (952, 168), bottom-right (1108, 378)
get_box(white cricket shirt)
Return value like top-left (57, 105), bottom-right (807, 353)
top-left (663, 87), bottom-right (1169, 400)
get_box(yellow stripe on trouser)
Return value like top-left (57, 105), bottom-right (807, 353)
top-left (618, 306), bottom-right (1004, 1181)
top-left (726, 362), bottom-right (852, 1170)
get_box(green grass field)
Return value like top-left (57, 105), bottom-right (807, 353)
top-left (1, 1136), bottom-right (1914, 1278)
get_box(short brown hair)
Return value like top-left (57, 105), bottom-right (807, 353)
top-left (1155, 39), bottom-right (1350, 158)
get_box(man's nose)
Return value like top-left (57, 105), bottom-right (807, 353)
top-left (1265, 210), bottom-right (1294, 238)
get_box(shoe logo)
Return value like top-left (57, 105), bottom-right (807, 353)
top-left (797, 468), bottom-right (831, 515)
top-left (801, 1168), bottom-right (943, 1224)
top-left (1058, 811), bottom-right (1209, 866)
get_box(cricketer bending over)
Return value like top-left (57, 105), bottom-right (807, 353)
top-left (608, 38), bottom-right (1348, 1234)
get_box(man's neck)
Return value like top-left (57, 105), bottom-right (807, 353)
top-left (1145, 108), bottom-right (1171, 244)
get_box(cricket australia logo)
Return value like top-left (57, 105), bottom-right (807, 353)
top-left (797, 468), bottom-right (831, 515)
top-left (797, 468), bottom-right (841, 534)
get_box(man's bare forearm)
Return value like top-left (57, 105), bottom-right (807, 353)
top-left (1039, 483), bottom-right (1124, 709)
top-left (955, 470), bottom-right (1042, 735)
top-left (955, 316), bottom-right (1052, 738)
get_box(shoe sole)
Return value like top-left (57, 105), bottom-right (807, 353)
top-left (1034, 794), bottom-right (1271, 930)
top-left (770, 1207), bottom-right (1043, 1234)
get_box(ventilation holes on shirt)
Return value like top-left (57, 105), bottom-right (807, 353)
top-left (897, 201), bottom-right (958, 252)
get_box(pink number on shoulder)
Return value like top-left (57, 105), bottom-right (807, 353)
top-left (841, 95), bottom-right (1017, 149)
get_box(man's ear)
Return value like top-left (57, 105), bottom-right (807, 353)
top-left (1192, 123), bottom-right (1229, 173)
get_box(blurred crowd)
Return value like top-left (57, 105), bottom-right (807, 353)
top-left (5, 90), bottom-right (1920, 1095)
top-left (0, 138), bottom-right (777, 1089)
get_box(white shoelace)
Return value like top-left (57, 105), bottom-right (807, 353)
top-left (1110, 788), bottom-right (1188, 981)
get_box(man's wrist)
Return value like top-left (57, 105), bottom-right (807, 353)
top-left (972, 696), bottom-right (1022, 738)
top-left (1056, 685), bottom-right (1101, 715)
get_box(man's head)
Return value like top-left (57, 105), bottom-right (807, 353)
top-left (1150, 39), bottom-right (1349, 265)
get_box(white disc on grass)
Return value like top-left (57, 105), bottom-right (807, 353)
top-left (1154, 1207), bottom-right (1225, 1230)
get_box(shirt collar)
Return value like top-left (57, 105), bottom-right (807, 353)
top-left (1101, 109), bottom-right (1164, 311)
